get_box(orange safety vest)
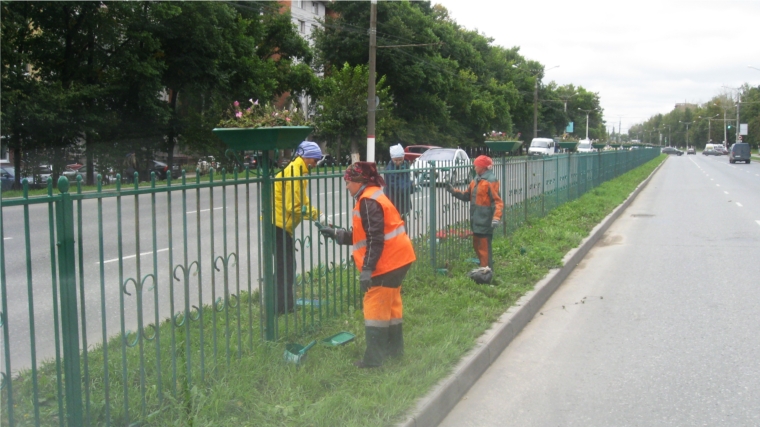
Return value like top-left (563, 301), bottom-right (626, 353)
top-left (352, 187), bottom-right (416, 276)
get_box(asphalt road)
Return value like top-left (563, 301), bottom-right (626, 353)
top-left (0, 173), bottom-right (473, 373)
top-left (439, 154), bottom-right (760, 426)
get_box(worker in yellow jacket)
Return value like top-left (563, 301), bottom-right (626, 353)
top-left (320, 162), bottom-right (416, 368)
top-left (273, 141), bottom-right (323, 314)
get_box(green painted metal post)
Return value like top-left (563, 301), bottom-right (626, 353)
top-left (523, 157), bottom-right (528, 222)
top-left (260, 153), bottom-right (277, 340)
top-left (55, 178), bottom-right (83, 426)
top-left (429, 161), bottom-right (437, 269)
top-left (541, 157), bottom-right (545, 216)
top-left (501, 154), bottom-right (507, 236)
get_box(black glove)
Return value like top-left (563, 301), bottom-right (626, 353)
top-left (359, 269), bottom-right (373, 293)
top-left (319, 227), bottom-right (337, 240)
top-left (445, 183), bottom-right (454, 193)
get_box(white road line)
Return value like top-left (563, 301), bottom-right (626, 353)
top-left (98, 248), bottom-right (170, 265)
top-left (756, 220), bottom-right (760, 227)
top-left (736, 202), bottom-right (743, 207)
top-left (716, 184), bottom-right (720, 187)
top-left (186, 207), bottom-right (224, 214)
top-left (724, 191), bottom-right (729, 194)
top-left (2, 237), bottom-right (11, 240)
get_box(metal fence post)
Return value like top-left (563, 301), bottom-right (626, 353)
top-left (54, 178), bottom-right (83, 426)
top-left (523, 157), bottom-right (528, 222)
top-left (429, 161), bottom-right (437, 269)
top-left (260, 154), bottom-right (277, 341)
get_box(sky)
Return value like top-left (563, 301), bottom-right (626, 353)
top-left (434, 0), bottom-right (760, 135)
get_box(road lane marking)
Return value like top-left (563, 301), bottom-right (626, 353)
top-left (756, 220), bottom-right (760, 227)
top-left (186, 207), bottom-right (224, 214)
top-left (736, 203), bottom-right (743, 207)
top-left (3, 237), bottom-right (11, 240)
top-left (99, 248), bottom-right (170, 265)
top-left (716, 184), bottom-right (720, 187)
top-left (724, 191), bottom-right (729, 194)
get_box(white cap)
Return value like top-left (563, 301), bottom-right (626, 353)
top-left (390, 144), bottom-right (404, 159)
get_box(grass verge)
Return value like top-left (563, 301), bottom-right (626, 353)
top-left (4, 155), bottom-right (665, 426)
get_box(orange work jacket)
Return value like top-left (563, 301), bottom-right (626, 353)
top-left (352, 187), bottom-right (416, 276)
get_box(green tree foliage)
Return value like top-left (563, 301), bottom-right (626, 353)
top-left (1, 1), bottom-right (318, 182)
top-left (313, 63), bottom-right (397, 162)
top-left (630, 84), bottom-right (760, 149)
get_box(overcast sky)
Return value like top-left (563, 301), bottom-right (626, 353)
top-left (434, 0), bottom-right (760, 135)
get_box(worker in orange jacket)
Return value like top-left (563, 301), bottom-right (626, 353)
top-left (319, 162), bottom-right (416, 368)
top-left (446, 155), bottom-right (504, 269)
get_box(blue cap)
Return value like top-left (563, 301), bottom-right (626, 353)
top-left (296, 141), bottom-right (322, 159)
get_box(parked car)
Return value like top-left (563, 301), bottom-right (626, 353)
top-left (686, 147), bottom-right (696, 155)
top-left (63, 164), bottom-right (113, 184)
top-left (702, 149), bottom-right (720, 156)
top-left (125, 160), bottom-right (180, 182)
top-left (317, 154), bottom-right (339, 167)
top-left (410, 148), bottom-right (470, 186)
top-left (0, 166), bottom-right (15, 191)
top-left (403, 145), bottom-right (440, 163)
top-left (728, 142), bottom-right (750, 164)
top-left (661, 147), bottom-right (683, 156)
top-left (246, 153), bottom-right (275, 170)
top-left (0, 166), bottom-right (47, 190)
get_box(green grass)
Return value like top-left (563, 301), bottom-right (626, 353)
top-left (3, 155), bottom-right (665, 426)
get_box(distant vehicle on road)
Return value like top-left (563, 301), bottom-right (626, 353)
top-left (714, 145), bottom-right (728, 155)
top-left (577, 139), bottom-right (595, 153)
top-left (687, 147), bottom-right (696, 155)
top-left (63, 165), bottom-right (113, 184)
top-left (702, 149), bottom-right (719, 156)
top-left (661, 147), bottom-right (683, 156)
top-left (317, 154), bottom-right (339, 167)
top-left (728, 143), bottom-right (750, 164)
top-left (404, 145), bottom-right (439, 163)
top-left (411, 148), bottom-right (470, 186)
top-left (528, 138), bottom-right (557, 156)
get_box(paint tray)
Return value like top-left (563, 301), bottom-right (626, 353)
top-left (320, 331), bottom-right (355, 347)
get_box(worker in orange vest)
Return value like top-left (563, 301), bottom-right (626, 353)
top-left (446, 155), bottom-right (504, 271)
top-left (319, 162), bottom-right (416, 368)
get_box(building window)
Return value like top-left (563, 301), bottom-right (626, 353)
top-left (312, 2), bottom-right (318, 14)
top-left (311, 24), bottom-right (318, 34)
top-left (299, 20), bottom-right (305, 33)
top-left (297, 0), bottom-right (303, 9)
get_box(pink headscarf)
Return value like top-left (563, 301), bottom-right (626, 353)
top-left (343, 162), bottom-right (386, 187)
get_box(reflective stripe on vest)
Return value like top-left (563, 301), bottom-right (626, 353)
top-left (353, 225), bottom-right (407, 250)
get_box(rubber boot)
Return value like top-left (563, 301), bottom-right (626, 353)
top-left (387, 323), bottom-right (404, 359)
top-left (362, 326), bottom-right (388, 367)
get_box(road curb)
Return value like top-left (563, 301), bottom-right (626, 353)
top-left (397, 158), bottom-right (666, 427)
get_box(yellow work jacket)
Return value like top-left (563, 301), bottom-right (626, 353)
top-left (272, 157), bottom-right (318, 235)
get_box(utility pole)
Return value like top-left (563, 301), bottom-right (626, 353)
top-left (366, 0), bottom-right (377, 163)
top-left (533, 79), bottom-right (538, 139)
top-left (618, 117), bottom-right (621, 143)
top-left (735, 94), bottom-right (741, 145)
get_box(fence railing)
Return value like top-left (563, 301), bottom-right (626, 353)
top-left (0, 148), bottom-right (660, 426)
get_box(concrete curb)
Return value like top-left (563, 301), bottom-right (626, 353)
top-left (397, 159), bottom-right (666, 427)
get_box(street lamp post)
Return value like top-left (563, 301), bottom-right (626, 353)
top-left (679, 120), bottom-right (693, 149)
top-left (513, 64), bottom-right (559, 139)
top-left (577, 108), bottom-right (597, 140)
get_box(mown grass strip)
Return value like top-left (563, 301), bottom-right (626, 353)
top-left (4, 155), bottom-right (665, 426)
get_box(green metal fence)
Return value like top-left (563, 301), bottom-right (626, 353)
top-left (0, 148), bottom-right (659, 426)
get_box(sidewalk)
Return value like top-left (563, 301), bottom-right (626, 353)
top-left (397, 160), bottom-right (664, 427)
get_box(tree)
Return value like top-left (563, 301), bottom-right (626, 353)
top-left (313, 63), bottom-right (396, 162)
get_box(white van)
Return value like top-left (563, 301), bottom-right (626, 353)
top-left (528, 138), bottom-right (556, 156)
top-left (577, 139), bottom-right (595, 153)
